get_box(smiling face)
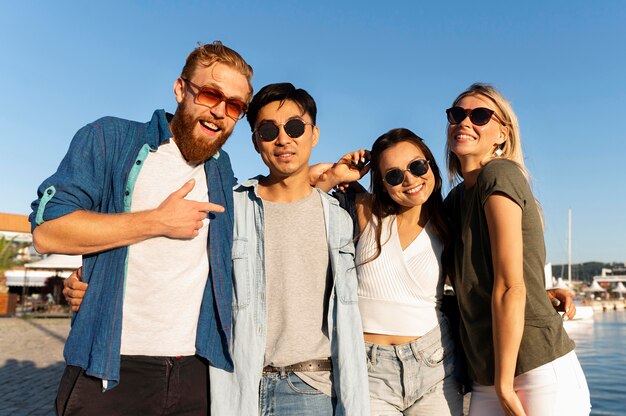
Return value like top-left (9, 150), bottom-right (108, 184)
top-left (252, 99), bottom-right (319, 181)
top-left (378, 140), bottom-right (435, 210)
top-left (170, 62), bottom-right (250, 164)
top-left (447, 94), bottom-right (508, 171)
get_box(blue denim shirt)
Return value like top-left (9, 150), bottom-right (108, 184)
top-left (210, 178), bottom-right (370, 415)
top-left (29, 110), bottom-right (236, 388)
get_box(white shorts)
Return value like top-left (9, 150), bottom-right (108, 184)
top-left (469, 350), bottom-right (591, 416)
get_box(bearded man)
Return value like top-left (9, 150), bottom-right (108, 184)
top-left (29, 41), bottom-right (253, 416)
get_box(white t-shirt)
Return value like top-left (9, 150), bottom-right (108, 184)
top-left (121, 139), bottom-right (209, 356)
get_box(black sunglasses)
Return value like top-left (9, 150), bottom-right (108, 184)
top-left (254, 119), bottom-right (314, 141)
top-left (446, 106), bottom-right (503, 126)
top-left (383, 159), bottom-right (430, 186)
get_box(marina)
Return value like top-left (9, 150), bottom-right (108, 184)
top-left (565, 309), bottom-right (626, 415)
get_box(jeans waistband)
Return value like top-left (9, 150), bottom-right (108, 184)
top-left (365, 317), bottom-right (452, 364)
top-left (120, 354), bottom-right (200, 365)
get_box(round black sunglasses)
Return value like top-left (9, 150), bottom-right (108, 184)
top-left (254, 119), bottom-right (314, 141)
top-left (383, 159), bottom-right (430, 186)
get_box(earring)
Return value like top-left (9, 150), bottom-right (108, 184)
top-left (494, 146), bottom-right (505, 157)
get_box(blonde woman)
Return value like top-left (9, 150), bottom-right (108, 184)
top-left (444, 83), bottom-right (590, 415)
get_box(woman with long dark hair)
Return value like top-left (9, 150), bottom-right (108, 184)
top-left (319, 128), bottom-right (464, 415)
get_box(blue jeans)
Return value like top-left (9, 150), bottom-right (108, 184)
top-left (259, 372), bottom-right (335, 416)
top-left (366, 318), bottom-right (463, 415)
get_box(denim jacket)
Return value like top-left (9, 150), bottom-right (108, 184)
top-left (210, 178), bottom-right (370, 415)
top-left (29, 110), bottom-right (236, 388)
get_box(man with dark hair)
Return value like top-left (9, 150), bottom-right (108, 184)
top-left (30, 41), bottom-right (252, 415)
top-left (209, 83), bottom-right (369, 415)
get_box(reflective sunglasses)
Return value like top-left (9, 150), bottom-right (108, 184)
top-left (383, 159), bottom-right (430, 186)
top-left (254, 119), bottom-right (314, 141)
top-left (181, 78), bottom-right (248, 120)
top-left (445, 106), bottom-right (503, 126)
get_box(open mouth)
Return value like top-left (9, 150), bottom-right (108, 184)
top-left (455, 134), bottom-right (475, 141)
top-left (275, 151), bottom-right (295, 160)
top-left (200, 120), bottom-right (221, 133)
top-left (405, 184), bottom-right (424, 194)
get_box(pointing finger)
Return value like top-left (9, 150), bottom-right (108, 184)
top-left (197, 202), bottom-right (225, 213)
top-left (173, 179), bottom-right (196, 198)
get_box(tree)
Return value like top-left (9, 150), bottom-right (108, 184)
top-left (0, 236), bottom-right (24, 294)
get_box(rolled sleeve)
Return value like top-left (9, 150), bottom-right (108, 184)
top-left (30, 124), bottom-right (105, 231)
top-left (477, 159), bottom-right (530, 210)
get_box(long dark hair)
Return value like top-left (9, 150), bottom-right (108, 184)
top-left (366, 128), bottom-right (449, 263)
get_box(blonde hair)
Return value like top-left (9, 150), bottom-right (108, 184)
top-left (446, 83), bottom-right (544, 225)
top-left (180, 41), bottom-right (254, 101)
top-left (445, 83), bottom-right (528, 183)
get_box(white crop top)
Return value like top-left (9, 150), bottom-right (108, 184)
top-left (356, 215), bottom-right (444, 336)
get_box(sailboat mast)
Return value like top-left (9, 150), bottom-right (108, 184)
top-left (568, 208), bottom-right (572, 285)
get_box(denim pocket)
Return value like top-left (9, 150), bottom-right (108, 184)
top-left (336, 244), bottom-right (359, 304)
top-left (421, 336), bottom-right (455, 370)
top-left (424, 345), bottom-right (446, 367)
top-left (286, 373), bottom-right (325, 395)
top-left (231, 238), bottom-right (250, 309)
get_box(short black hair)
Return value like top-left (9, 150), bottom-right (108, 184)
top-left (246, 82), bottom-right (317, 130)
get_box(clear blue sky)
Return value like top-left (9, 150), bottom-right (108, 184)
top-left (1, 1), bottom-right (624, 265)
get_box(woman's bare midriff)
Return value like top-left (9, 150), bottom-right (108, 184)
top-left (363, 333), bottom-right (420, 346)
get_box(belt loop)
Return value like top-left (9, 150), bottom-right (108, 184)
top-left (409, 340), bottom-right (421, 361)
top-left (370, 344), bottom-right (378, 367)
top-left (279, 367), bottom-right (287, 379)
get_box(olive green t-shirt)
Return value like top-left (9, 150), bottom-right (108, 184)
top-left (445, 159), bottom-right (575, 386)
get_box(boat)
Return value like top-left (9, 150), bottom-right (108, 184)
top-left (550, 208), bottom-right (594, 322)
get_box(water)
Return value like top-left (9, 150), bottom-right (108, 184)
top-left (565, 309), bottom-right (626, 415)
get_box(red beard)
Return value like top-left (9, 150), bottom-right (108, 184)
top-left (169, 105), bottom-right (233, 164)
